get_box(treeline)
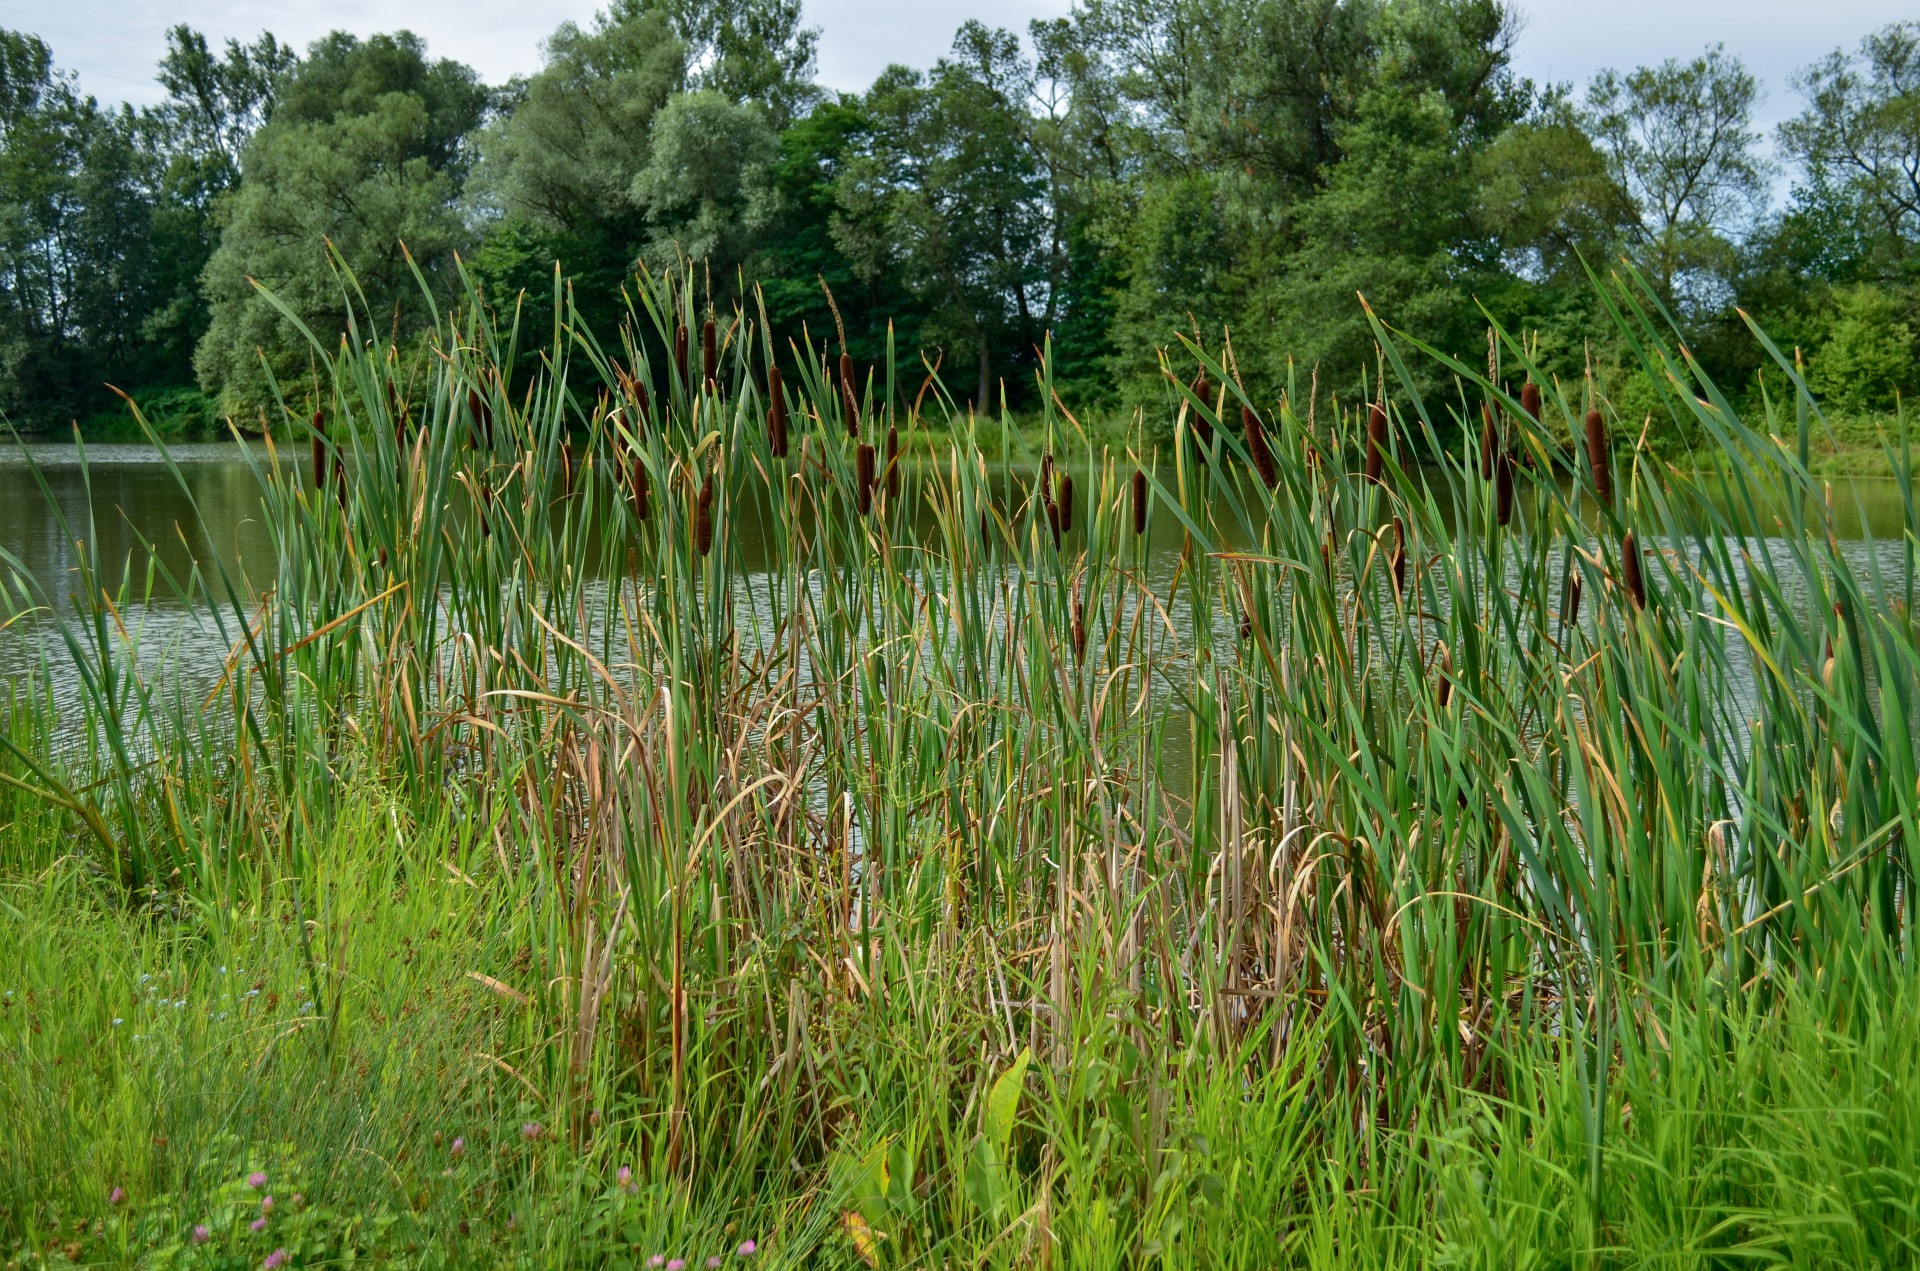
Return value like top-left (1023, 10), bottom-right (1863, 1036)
top-left (1, 2), bottom-right (1916, 440)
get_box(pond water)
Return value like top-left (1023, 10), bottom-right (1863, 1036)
top-left (2, 438), bottom-right (1913, 729)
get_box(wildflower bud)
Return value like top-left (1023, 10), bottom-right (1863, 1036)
top-left (1243, 405), bottom-right (1277, 490)
top-left (1585, 409), bottom-right (1612, 510)
top-left (1131, 468), bottom-right (1148, 535)
top-left (191, 1226), bottom-right (210, 1246)
top-left (449, 1138), bottom-right (465, 1161)
top-left (260, 1196), bottom-right (273, 1216)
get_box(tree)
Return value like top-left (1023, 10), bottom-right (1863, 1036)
top-left (1587, 45), bottom-right (1769, 310)
top-left (835, 22), bottom-right (1054, 409)
top-left (632, 90), bottom-right (778, 274)
top-left (1807, 284), bottom-right (1916, 413)
top-left (1780, 22), bottom-right (1920, 277)
top-left (195, 32), bottom-right (485, 420)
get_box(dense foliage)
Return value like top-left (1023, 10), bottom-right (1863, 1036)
top-left (0, 3), bottom-right (1916, 436)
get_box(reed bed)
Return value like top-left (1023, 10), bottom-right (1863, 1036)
top-left (3, 259), bottom-right (1919, 1267)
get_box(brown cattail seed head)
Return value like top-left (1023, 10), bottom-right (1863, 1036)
top-left (311, 410), bottom-right (326, 491)
top-left (1072, 595), bottom-right (1087, 663)
top-left (840, 353), bottom-right (859, 437)
top-left (1621, 531), bottom-right (1646, 609)
top-left (1131, 469), bottom-right (1148, 536)
top-left (768, 367), bottom-right (788, 457)
top-left (1045, 495), bottom-right (1062, 546)
top-left (1521, 380), bottom-right (1541, 422)
top-left (1365, 403), bottom-right (1388, 484)
top-left (1056, 470), bottom-right (1074, 534)
top-left (694, 473), bottom-right (714, 555)
top-left (1435, 646), bottom-right (1453, 709)
top-left (1480, 403), bottom-right (1498, 482)
top-left (1390, 515), bottom-right (1407, 596)
top-left (702, 319), bottom-right (717, 392)
top-left (1188, 373), bottom-right (1213, 454)
top-left (631, 454), bottom-right (650, 521)
top-left (1496, 452), bottom-right (1516, 526)
top-left (674, 324), bottom-right (689, 394)
top-left (1585, 409), bottom-right (1612, 510)
top-left (855, 443), bottom-right (875, 514)
top-left (1243, 405), bottom-right (1277, 489)
top-left (1566, 571), bottom-right (1583, 624)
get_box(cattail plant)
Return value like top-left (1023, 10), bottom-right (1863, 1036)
top-left (1434, 645), bottom-right (1454, 709)
top-left (1072, 594), bottom-right (1087, 663)
top-left (674, 324), bottom-right (690, 396)
top-left (884, 424), bottom-right (901, 499)
top-left (702, 318), bottom-right (717, 395)
top-left (1188, 372), bottom-right (1213, 454)
top-left (1480, 403), bottom-right (1498, 482)
top-left (694, 472), bottom-right (714, 556)
top-left (1521, 379), bottom-right (1541, 422)
top-left (1056, 470), bottom-right (1074, 534)
top-left (1243, 405), bottom-right (1277, 490)
top-left (855, 443), bottom-right (875, 515)
top-left (310, 410), bottom-right (327, 492)
top-left (1621, 531), bottom-right (1646, 609)
top-left (469, 387), bottom-right (491, 450)
top-left (768, 367), bottom-right (789, 457)
top-left (1564, 571), bottom-right (1582, 625)
top-left (561, 440), bottom-right (576, 498)
top-left (631, 450), bottom-right (650, 521)
top-left (1496, 452), bottom-right (1515, 526)
top-left (1366, 402), bottom-right (1388, 484)
top-left (1390, 516), bottom-right (1407, 596)
top-left (1585, 409), bottom-right (1613, 510)
top-left (1131, 468), bottom-right (1148, 536)
top-left (841, 353), bottom-right (859, 437)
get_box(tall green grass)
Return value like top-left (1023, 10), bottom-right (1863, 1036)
top-left (3, 255), bottom-right (1918, 1267)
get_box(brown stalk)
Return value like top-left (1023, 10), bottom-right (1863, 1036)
top-left (1564, 571), bottom-right (1583, 624)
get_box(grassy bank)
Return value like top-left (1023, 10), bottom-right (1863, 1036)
top-left (4, 262), bottom-right (1919, 1267)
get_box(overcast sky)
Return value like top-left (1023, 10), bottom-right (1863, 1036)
top-left (15, 0), bottom-right (1913, 141)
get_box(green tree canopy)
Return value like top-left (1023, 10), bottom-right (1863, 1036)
top-left (195, 31), bottom-right (485, 420)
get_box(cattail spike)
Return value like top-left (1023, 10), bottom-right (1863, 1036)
top-left (1243, 405), bottom-right (1277, 489)
top-left (768, 367), bottom-right (789, 457)
top-left (1480, 403), bottom-right (1498, 482)
top-left (1188, 372), bottom-right (1213, 455)
top-left (1072, 595), bottom-right (1087, 663)
top-left (855, 443), bottom-right (875, 515)
top-left (631, 454), bottom-right (650, 521)
top-left (1435, 646), bottom-right (1453, 709)
top-left (311, 410), bottom-right (326, 492)
top-left (1131, 468), bottom-right (1148, 535)
top-left (1056, 470), bottom-right (1074, 534)
top-left (1621, 531), bottom-right (1646, 609)
top-left (1565, 571), bottom-right (1583, 624)
top-left (1366, 402), bottom-right (1388, 484)
top-left (841, 353), bottom-right (859, 437)
top-left (1585, 409), bottom-right (1613, 510)
top-left (1496, 452), bottom-right (1515, 526)
top-left (1521, 380), bottom-right (1541, 423)
top-left (694, 473), bottom-right (714, 556)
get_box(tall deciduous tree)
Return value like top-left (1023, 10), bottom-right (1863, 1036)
top-left (195, 32), bottom-right (485, 419)
top-left (1587, 44), bottom-right (1769, 310)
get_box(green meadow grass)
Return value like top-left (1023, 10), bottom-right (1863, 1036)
top-left (4, 257), bottom-right (1920, 1267)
